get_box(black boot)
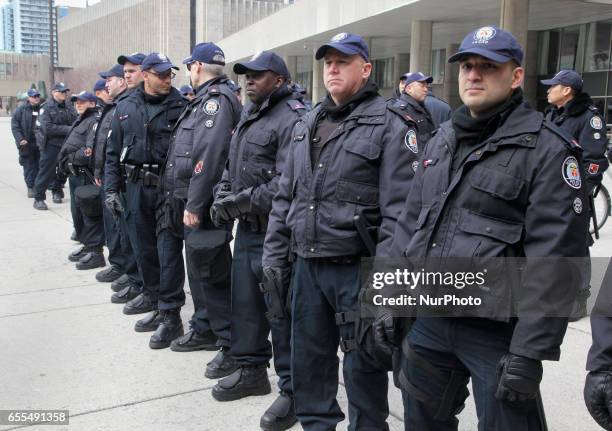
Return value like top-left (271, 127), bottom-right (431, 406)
top-left (70, 229), bottom-right (78, 241)
top-left (111, 283), bottom-right (141, 304)
top-left (170, 329), bottom-right (217, 352)
top-left (68, 245), bottom-right (87, 262)
top-left (52, 191), bottom-right (63, 204)
top-left (134, 310), bottom-right (164, 332)
top-left (149, 309), bottom-right (184, 349)
top-left (96, 265), bottom-right (123, 282)
top-left (211, 364), bottom-right (271, 402)
top-left (260, 392), bottom-right (297, 431)
top-left (111, 274), bottom-right (131, 292)
top-left (123, 293), bottom-right (156, 315)
top-left (76, 250), bottom-right (106, 270)
top-left (205, 348), bottom-right (238, 379)
top-left (33, 199), bottom-right (48, 210)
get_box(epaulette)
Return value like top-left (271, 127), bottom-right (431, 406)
top-left (543, 119), bottom-right (581, 150)
top-left (287, 99), bottom-right (306, 111)
top-left (386, 104), bottom-right (416, 125)
top-left (209, 85), bottom-right (220, 96)
top-left (588, 105), bottom-right (599, 113)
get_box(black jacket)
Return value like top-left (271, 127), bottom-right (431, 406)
top-left (391, 102), bottom-right (590, 361)
top-left (162, 76), bottom-right (242, 216)
top-left (104, 85), bottom-right (186, 194)
top-left (11, 102), bottom-right (40, 156)
top-left (58, 107), bottom-right (99, 174)
top-left (424, 94), bottom-right (452, 128)
top-left (263, 90), bottom-right (419, 266)
top-left (37, 98), bottom-right (77, 148)
top-left (587, 261), bottom-right (612, 371)
top-left (390, 93), bottom-right (436, 147)
top-left (216, 85), bottom-right (308, 218)
top-left (545, 92), bottom-right (609, 187)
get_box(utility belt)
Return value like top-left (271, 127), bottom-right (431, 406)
top-left (121, 163), bottom-right (160, 187)
top-left (310, 254), bottom-right (362, 265)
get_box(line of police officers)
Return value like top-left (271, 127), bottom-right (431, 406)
top-left (10, 23), bottom-right (611, 430)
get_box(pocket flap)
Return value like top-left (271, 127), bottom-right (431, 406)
top-left (248, 131), bottom-right (272, 146)
top-left (469, 167), bottom-right (523, 200)
top-left (342, 139), bottom-right (381, 160)
top-left (335, 179), bottom-right (379, 205)
top-left (459, 210), bottom-right (523, 244)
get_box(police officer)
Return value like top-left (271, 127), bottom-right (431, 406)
top-left (381, 26), bottom-right (589, 430)
top-left (104, 53), bottom-right (186, 330)
top-left (159, 43), bottom-right (241, 372)
top-left (94, 79), bottom-right (113, 106)
top-left (584, 262), bottom-right (612, 430)
top-left (541, 69), bottom-right (609, 320)
top-left (424, 89), bottom-right (452, 128)
top-left (59, 91), bottom-right (106, 270)
top-left (263, 33), bottom-right (417, 430)
top-left (11, 88), bottom-right (41, 198)
top-left (227, 79), bottom-right (242, 102)
top-left (101, 59), bottom-right (146, 296)
top-left (32, 82), bottom-right (77, 210)
top-left (392, 72), bottom-right (436, 145)
top-left (178, 84), bottom-right (195, 101)
top-left (209, 51), bottom-right (307, 430)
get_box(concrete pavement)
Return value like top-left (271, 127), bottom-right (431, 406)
top-left (0, 116), bottom-right (610, 430)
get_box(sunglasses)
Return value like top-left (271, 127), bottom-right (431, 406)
top-left (149, 70), bottom-right (176, 80)
top-left (186, 61), bottom-right (200, 71)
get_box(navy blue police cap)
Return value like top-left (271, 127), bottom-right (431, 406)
top-left (183, 42), bottom-right (226, 66)
top-left (447, 26), bottom-right (523, 65)
top-left (99, 64), bottom-right (124, 79)
top-left (52, 82), bottom-right (70, 92)
top-left (141, 52), bottom-right (179, 73)
top-left (27, 88), bottom-right (40, 97)
top-left (117, 52), bottom-right (146, 66)
top-left (227, 79), bottom-right (241, 93)
top-left (315, 32), bottom-right (370, 62)
top-left (70, 91), bottom-right (97, 103)
top-left (540, 70), bottom-right (583, 91)
top-left (93, 79), bottom-right (107, 92)
top-left (233, 51), bottom-right (290, 79)
top-left (402, 72), bottom-right (433, 85)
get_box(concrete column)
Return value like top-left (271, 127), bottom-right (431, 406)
top-left (409, 20), bottom-right (433, 75)
top-left (522, 30), bottom-right (539, 107)
top-left (443, 43), bottom-right (460, 108)
top-left (201, 0), bottom-right (224, 42)
top-left (393, 53), bottom-right (410, 81)
top-left (283, 55), bottom-right (298, 81)
top-left (499, 0), bottom-right (530, 58)
top-left (311, 50), bottom-right (325, 104)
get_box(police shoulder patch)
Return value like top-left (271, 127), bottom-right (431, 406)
top-left (590, 116), bottom-right (603, 130)
top-left (404, 129), bottom-right (418, 153)
top-left (562, 156), bottom-right (581, 189)
top-left (204, 99), bottom-right (220, 115)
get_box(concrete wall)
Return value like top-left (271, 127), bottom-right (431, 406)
top-left (0, 52), bottom-right (50, 97)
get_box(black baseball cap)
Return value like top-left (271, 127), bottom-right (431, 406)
top-left (233, 51), bottom-right (290, 79)
top-left (71, 91), bottom-right (97, 103)
top-left (27, 88), bottom-right (40, 97)
top-left (99, 64), bottom-right (124, 79)
top-left (141, 52), bottom-right (179, 73)
top-left (117, 52), bottom-right (146, 66)
top-left (402, 72), bottom-right (433, 85)
top-left (540, 70), bottom-right (583, 91)
top-left (52, 82), bottom-right (70, 92)
top-left (448, 26), bottom-right (524, 65)
top-left (93, 79), bottom-right (107, 92)
top-left (315, 32), bottom-right (370, 62)
top-left (183, 42), bottom-right (226, 66)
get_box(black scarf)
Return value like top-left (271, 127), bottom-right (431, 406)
top-left (321, 79), bottom-right (379, 121)
top-left (451, 88), bottom-right (524, 172)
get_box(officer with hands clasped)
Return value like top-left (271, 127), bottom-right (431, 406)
top-left (160, 42), bottom-right (242, 378)
top-left (210, 50), bottom-right (307, 431)
top-left (263, 33), bottom-right (418, 430)
top-left (379, 26), bottom-right (589, 430)
top-left (11, 88), bottom-right (42, 198)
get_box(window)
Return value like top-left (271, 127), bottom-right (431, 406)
top-left (584, 21), bottom-right (611, 72)
top-left (430, 49), bottom-right (445, 84)
top-left (559, 25), bottom-right (584, 70)
top-left (537, 30), bottom-right (560, 75)
top-left (372, 57), bottom-right (395, 89)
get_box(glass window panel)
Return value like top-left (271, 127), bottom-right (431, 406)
top-left (560, 26), bottom-right (580, 70)
top-left (582, 72), bottom-right (607, 97)
top-left (584, 21), bottom-right (612, 72)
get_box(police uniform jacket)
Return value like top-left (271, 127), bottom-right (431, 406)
top-left (11, 102), bottom-right (40, 148)
top-left (216, 84), bottom-right (307, 217)
top-left (424, 94), bottom-right (452, 128)
top-left (90, 101), bottom-right (115, 181)
top-left (58, 107), bottom-right (99, 173)
top-left (37, 98), bottom-right (77, 148)
top-left (545, 92), bottom-right (609, 187)
top-left (390, 102), bottom-right (590, 361)
top-left (163, 76), bottom-right (242, 217)
top-left (263, 87), bottom-right (419, 267)
top-left (390, 93), bottom-right (436, 147)
top-left (104, 85), bottom-right (186, 193)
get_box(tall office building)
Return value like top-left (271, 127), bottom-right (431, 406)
top-left (13, 0), bottom-right (57, 63)
top-left (0, 1), bottom-right (15, 51)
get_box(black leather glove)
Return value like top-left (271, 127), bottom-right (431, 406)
top-left (262, 265), bottom-right (292, 319)
top-left (214, 187), bottom-right (253, 224)
top-left (210, 184), bottom-right (234, 227)
top-left (105, 191), bottom-right (124, 218)
top-left (585, 371), bottom-right (612, 430)
top-left (372, 307), bottom-right (399, 357)
top-left (495, 354), bottom-right (543, 403)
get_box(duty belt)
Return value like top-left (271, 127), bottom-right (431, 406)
top-left (122, 163), bottom-right (160, 187)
